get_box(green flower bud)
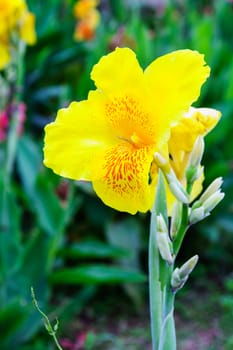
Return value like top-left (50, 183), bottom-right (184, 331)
top-left (169, 180), bottom-right (189, 204)
top-left (188, 136), bottom-right (204, 169)
top-left (171, 255), bottom-right (199, 292)
top-left (189, 206), bottom-right (205, 225)
top-left (202, 191), bottom-right (225, 214)
top-left (170, 201), bottom-right (182, 239)
top-left (179, 255), bottom-right (199, 280)
top-left (199, 177), bottom-right (223, 204)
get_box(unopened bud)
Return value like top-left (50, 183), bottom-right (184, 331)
top-left (189, 136), bottom-right (205, 169)
top-left (171, 255), bottom-right (199, 292)
top-left (156, 214), bottom-right (168, 234)
top-left (179, 255), bottom-right (199, 279)
top-left (171, 268), bottom-right (181, 289)
top-left (170, 201), bottom-right (182, 239)
top-left (154, 153), bottom-right (189, 203)
top-left (189, 206), bottom-right (205, 225)
top-left (186, 137), bottom-right (204, 184)
top-left (154, 152), bottom-right (171, 174)
top-left (202, 190), bottom-right (225, 214)
top-left (199, 177), bottom-right (223, 204)
top-left (169, 181), bottom-right (189, 204)
top-left (157, 232), bottom-right (174, 265)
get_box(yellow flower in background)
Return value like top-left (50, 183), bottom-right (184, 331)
top-left (166, 107), bottom-right (221, 210)
top-left (44, 47), bottom-right (211, 214)
top-left (74, 0), bottom-right (98, 19)
top-left (19, 11), bottom-right (36, 45)
top-left (0, 0), bottom-right (36, 70)
top-left (74, 9), bottom-right (100, 41)
top-left (73, 0), bottom-right (100, 41)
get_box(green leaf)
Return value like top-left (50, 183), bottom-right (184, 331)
top-left (59, 241), bottom-right (129, 259)
top-left (17, 135), bottom-right (42, 194)
top-left (33, 174), bottom-right (65, 236)
top-left (106, 219), bottom-right (141, 265)
top-left (50, 264), bottom-right (147, 285)
top-left (0, 300), bottom-right (27, 346)
top-left (0, 174), bottom-right (22, 276)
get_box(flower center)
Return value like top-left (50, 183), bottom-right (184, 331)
top-left (105, 95), bottom-right (155, 147)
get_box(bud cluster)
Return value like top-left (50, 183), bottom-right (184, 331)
top-left (154, 152), bottom-right (189, 204)
top-left (156, 214), bottom-right (174, 265)
top-left (185, 136), bottom-right (204, 184)
top-left (154, 136), bottom-right (224, 294)
top-left (190, 177), bottom-right (224, 225)
top-left (171, 255), bottom-right (199, 293)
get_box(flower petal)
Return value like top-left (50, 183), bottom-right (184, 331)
top-left (91, 47), bottom-right (144, 96)
top-left (44, 101), bottom-right (116, 181)
top-left (169, 107), bottom-right (221, 154)
top-left (144, 50), bottom-right (210, 127)
top-left (93, 143), bottom-right (157, 214)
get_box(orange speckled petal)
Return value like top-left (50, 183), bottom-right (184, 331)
top-left (93, 142), bottom-right (157, 214)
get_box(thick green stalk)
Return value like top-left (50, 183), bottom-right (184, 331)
top-left (149, 172), bottom-right (176, 350)
top-left (173, 204), bottom-right (189, 255)
top-left (149, 205), bottom-right (162, 349)
top-left (174, 182), bottom-right (192, 255)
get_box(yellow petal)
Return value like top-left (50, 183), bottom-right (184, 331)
top-left (0, 45), bottom-right (10, 70)
top-left (91, 47), bottom-right (145, 96)
top-left (20, 12), bottom-right (36, 45)
top-left (74, 9), bottom-right (99, 41)
top-left (144, 50), bottom-right (210, 128)
top-left (44, 101), bottom-right (117, 181)
top-left (74, 0), bottom-right (98, 19)
top-left (169, 107), bottom-right (221, 153)
top-left (93, 143), bottom-right (156, 214)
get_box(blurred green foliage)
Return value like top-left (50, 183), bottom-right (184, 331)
top-left (0, 0), bottom-right (233, 348)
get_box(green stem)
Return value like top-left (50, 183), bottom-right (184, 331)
top-left (31, 288), bottom-right (64, 350)
top-left (149, 206), bottom-right (162, 350)
top-left (173, 204), bottom-right (189, 255)
top-left (149, 171), bottom-right (176, 350)
top-left (174, 182), bottom-right (192, 255)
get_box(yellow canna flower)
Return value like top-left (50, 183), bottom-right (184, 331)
top-left (74, 0), bottom-right (99, 19)
top-left (168, 106), bottom-right (221, 177)
top-left (166, 107), bottom-right (221, 210)
top-left (0, 0), bottom-right (36, 70)
top-left (44, 48), bottom-right (211, 214)
top-left (19, 11), bottom-right (36, 45)
top-left (74, 8), bottom-right (100, 41)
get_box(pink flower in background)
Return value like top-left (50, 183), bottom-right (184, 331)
top-left (60, 331), bottom-right (86, 350)
top-left (0, 102), bottom-right (26, 142)
top-left (17, 103), bottom-right (26, 136)
top-left (0, 109), bottom-right (9, 141)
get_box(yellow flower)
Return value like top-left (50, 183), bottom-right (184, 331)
top-left (0, 39), bottom-right (10, 69)
top-left (74, 9), bottom-right (100, 41)
top-left (44, 48), bottom-right (210, 214)
top-left (0, 0), bottom-right (36, 70)
top-left (74, 0), bottom-right (99, 19)
top-left (166, 107), bottom-right (221, 209)
top-left (19, 11), bottom-right (36, 45)
top-left (73, 0), bottom-right (99, 42)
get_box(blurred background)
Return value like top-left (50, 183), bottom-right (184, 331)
top-left (1, 0), bottom-right (233, 349)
